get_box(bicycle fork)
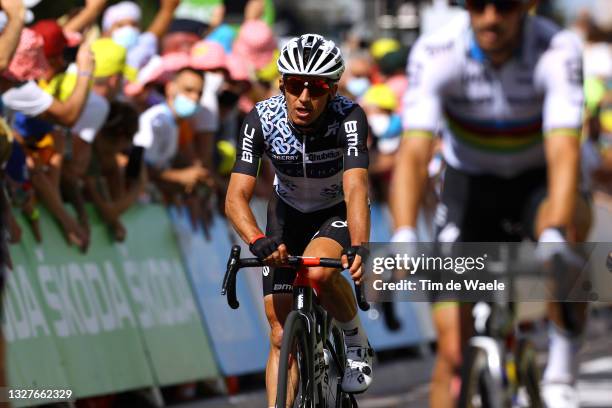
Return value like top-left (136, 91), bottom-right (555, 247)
top-left (293, 268), bottom-right (330, 408)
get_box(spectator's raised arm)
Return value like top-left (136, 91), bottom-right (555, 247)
top-left (0, 0), bottom-right (25, 71)
top-left (43, 42), bottom-right (95, 127)
top-left (147, 0), bottom-right (180, 40)
top-left (63, 0), bottom-right (108, 34)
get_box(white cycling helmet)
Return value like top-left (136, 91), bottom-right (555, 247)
top-left (277, 34), bottom-right (345, 81)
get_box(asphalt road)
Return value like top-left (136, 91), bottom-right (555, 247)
top-left (171, 309), bottom-right (612, 408)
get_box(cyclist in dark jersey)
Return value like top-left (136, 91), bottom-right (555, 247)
top-left (226, 34), bottom-right (374, 405)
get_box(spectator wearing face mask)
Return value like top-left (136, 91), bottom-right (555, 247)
top-left (134, 66), bottom-right (212, 195)
top-left (102, 0), bottom-right (179, 80)
top-left (341, 52), bottom-right (374, 100)
top-left (189, 40), bottom-right (227, 171)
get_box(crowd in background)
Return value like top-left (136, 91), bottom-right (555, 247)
top-left (0, 0), bottom-right (609, 265)
top-left (0, 0), bottom-right (607, 406)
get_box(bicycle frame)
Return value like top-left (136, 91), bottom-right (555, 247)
top-left (221, 244), bottom-right (368, 407)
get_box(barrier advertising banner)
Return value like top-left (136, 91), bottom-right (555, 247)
top-left (4, 205), bottom-right (219, 406)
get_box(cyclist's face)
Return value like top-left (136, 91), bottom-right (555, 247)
top-left (468, 1), bottom-right (529, 55)
top-left (281, 76), bottom-right (337, 127)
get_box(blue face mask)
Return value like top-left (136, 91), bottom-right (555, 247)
top-left (112, 26), bottom-right (140, 49)
top-left (173, 94), bottom-right (199, 118)
top-left (346, 77), bottom-right (371, 98)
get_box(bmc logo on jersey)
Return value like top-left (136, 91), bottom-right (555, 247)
top-left (344, 121), bottom-right (359, 157)
top-left (241, 124), bottom-right (255, 163)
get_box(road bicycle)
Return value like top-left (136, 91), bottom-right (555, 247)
top-left (458, 300), bottom-right (542, 408)
top-left (457, 245), bottom-right (560, 408)
top-left (222, 245), bottom-right (371, 408)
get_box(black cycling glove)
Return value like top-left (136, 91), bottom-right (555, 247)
top-left (342, 245), bottom-right (369, 268)
top-left (249, 235), bottom-right (281, 260)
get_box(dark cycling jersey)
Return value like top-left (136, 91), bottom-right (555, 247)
top-left (233, 94), bottom-right (369, 212)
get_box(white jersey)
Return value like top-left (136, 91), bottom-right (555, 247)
top-left (403, 15), bottom-right (584, 178)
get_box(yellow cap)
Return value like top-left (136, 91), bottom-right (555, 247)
top-left (256, 49), bottom-right (280, 83)
top-left (370, 38), bottom-right (400, 60)
top-left (216, 140), bottom-right (236, 175)
top-left (584, 77), bottom-right (606, 115)
top-left (91, 38), bottom-right (126, 78)
top-left (362, 84), bottom-right (398, 111)
top-left (601, 108), bottom-right (612, 131)
top-left (45, 39), bottom-right (127, 101)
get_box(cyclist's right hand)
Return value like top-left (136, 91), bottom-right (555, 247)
top-left (249, 235), bottom-right (288, 264)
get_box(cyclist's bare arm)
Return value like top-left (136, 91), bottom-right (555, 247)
top-left (229, 108), bottom-right (289, 263)
top-left (225, 173), bottom-right (264, 244)
top-left (542, 130), bottom-right (581, 231)
top-left (393, 32), bottom-right (447, 232)
top-left (536, 32), bottom-right (584, 233)
top-left (390, 132), bottom-right (434, 229)
top-left (344, 168), bottom-right (370, 246)
top-left (343, 168), bottom-right (370, 279)
top-left (338, 105), bottom-right (370, 277)
top-left (225, 173), bottom-right (288, 262)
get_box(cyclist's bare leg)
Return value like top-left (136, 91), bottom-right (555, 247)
top-left (302, 237), bottom-right (356, 322)
top-left (535, 196), bottom-right (591, 330)
top-left (535, 196), bottom-right (592, 385)
top-left (264, 293), bottom-right (297, 407)
top-left (430, 302), bottom-right (474, 408)
top-left (303, 237), bottom-right (373, 392)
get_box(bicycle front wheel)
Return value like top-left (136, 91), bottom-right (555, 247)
top-left (458, 345), bottom-right (507, 408)
top-left (276, 311), bottom-right (313, 408)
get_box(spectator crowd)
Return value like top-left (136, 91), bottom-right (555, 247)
top-left (0, 0), bottom-right (609, 266)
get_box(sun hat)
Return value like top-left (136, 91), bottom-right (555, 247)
top-left (2, 28), bottom-right (50, 81)
top-left (233, 20), bottom-right (277, 70)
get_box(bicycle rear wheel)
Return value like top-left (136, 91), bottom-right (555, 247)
top-left (458, 345), bottom-right (506, 408)
top-left (516, 339), bottom-right (542, 408)
top-left (276, 311), bottom-right (313, 408)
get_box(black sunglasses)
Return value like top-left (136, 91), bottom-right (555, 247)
top-left (466, 0), bottom-right (524, 14)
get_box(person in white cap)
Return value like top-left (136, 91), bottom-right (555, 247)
top-left (102, 0), bottom-right (179, 77)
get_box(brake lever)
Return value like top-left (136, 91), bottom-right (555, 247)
top-left (222, 245), bottom-right (241, 309)
top-left (345, 247), bottom-right (370, 311)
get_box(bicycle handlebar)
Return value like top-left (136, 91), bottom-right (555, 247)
top-left (221, 245), bottom-right (370, 311)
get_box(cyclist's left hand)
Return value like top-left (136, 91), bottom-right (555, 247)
top-left (342, 246), bottom-right (367, 284)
